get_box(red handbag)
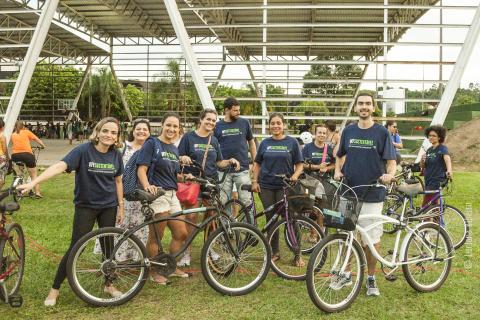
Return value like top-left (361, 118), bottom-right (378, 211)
top-left (176, 182), bottom-right (200, 206)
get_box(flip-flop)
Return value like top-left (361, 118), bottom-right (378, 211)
top-left (149, 276), bottom-right (170, 285)
top-left (271, 254), bottom-right (281, 262)
top-left (170, 272), bottom-right (193, 278)
top-left (34, 193), bottom-right (44, 199)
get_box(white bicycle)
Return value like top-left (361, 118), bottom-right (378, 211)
top-left (306, 181), bottom-right (454, 313)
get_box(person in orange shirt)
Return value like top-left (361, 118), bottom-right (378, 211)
top-left (11, 121), bottom-right (46, 198)
top-left (0, 119), bottom-right (9, 190)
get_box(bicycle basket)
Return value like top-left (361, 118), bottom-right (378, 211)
top-left (322, 195), bottom-right (362, 231)
top-left (287, 179), bottom-right (316, 213)
top-left (315, 178), bottom-right (340, 210)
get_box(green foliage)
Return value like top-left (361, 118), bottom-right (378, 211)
top-left (6, 62), bottom-right (82, 110)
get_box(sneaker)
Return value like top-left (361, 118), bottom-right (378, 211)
top-left (177, 252), bottom-right (191, 267)
top-left (366, 277), bottom-right (380, 296)
top-left (329, 272), bottom-right (352, 290)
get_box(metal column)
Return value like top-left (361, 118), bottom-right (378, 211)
top-left (3, 0), bottom-right (60, 142)
top-left (110, 59), bottom-right (133, 122)
top-left (163, 0), bottom-right (214, 109)
top-left (72, 63), bottom-right (92, 110)
top-left (261, 0), bottom-right (268, 134)
top-left (417, 4), bottom-right (480, 160)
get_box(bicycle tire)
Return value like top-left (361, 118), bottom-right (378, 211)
top-left (269, 216), bottom-right (324, 281)
top-left (0, 223), bottom-right (25, 300)
top-left (402, 222), bottom-right (453, 292)
top-left (11, 177), bottom-right (24, 202)
top-left (67, 227), bottom-right (148, 306)
top-left (383, 193), bottom-right (403, 234)
top-left (423, 204), bottom-right (469, 250)
top-left (201, 222), bottom-right (270, 296)
top-left (224, 198), bottom-right (250, 224)
top-left (306, 233), bottom-right (365, 313)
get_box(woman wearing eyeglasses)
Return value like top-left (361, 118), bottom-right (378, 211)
top-left (385, 120), bottom-right (403, 164)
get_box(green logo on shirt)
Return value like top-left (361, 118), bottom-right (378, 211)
top-left (266, 146), bottom-right (289, 152)
top-left (88, 161), bottom-right (116, 174)
top-left (222, 128), bottom-right (241, 136)
top-left (311, 152), bottom-right (324, 158)
top-left (349, 138), bottom-right (376, 149)
top-left (161, 151), bottom-right (178, 162)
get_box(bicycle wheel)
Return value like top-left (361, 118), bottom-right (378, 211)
top-left (269, 216), bottom-right (324, 281)
top-left (306, 234), bottom-right (365, 313)
top-left (11, 177), bottom-right (24, 202)
top-left (402, 222), bottom-right (453, 292)
top-left (201, 222), bottom-right (270, 296)
top-left (424, 205), bottom-right (469, 250)
top-left (67, 227), bottom-right (148, 306)
top-left (224, 198), bottom-right (250, 224)
top-left (383, 193), bottom-right (403, 234)
top-left (0, 223), bottom-right (25, 300)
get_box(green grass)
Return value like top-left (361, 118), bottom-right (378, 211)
top-left (1, 172), bottom-right (479, 319)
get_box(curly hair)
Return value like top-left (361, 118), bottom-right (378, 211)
top-left (425, 125), bottom-right (447, 144)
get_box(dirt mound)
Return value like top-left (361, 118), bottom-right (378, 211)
top-left (445, 117), bottom-right (480, 171)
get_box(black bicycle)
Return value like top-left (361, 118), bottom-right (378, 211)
top-left (223, 175), bottom-right (324, 281)
top-left (66, 178), bottom-right (271, 307)
top-left (10, 145), bottom-right (43, 201)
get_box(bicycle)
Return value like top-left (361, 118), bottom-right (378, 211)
top-left (66, 180), bottom-right (271, 307)
top-left (223, 175), bottom-right (325, 281)
top-left (10, 145), bottom-right (43, 202)
top-left (0, 189), bottom-right (24, 307)
top-left (383, 178), bottom-right (468, 250)
top-left (306, 180), bottom-right (454, 313)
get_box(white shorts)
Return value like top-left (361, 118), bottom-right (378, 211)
top-left (356, 201), bottom-right (384, 246)
top-left (150, 190), bottom-right (182, 215)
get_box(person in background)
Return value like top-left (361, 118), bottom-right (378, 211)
top-left (385, 120), bottom-right (403, 164)
top-left (324, 120), bottom-right (340, 146)
top-left (252, 113), bottom-right (304, 265)
top-left (10, 121), bottom-right (46, 198)
top-left (18, 117), bottom-right (125, 307)
top-left (420, 125), bottom-right (452, 206)
top-left (214, 97), bottom-right (257, 211)
top-left (0, 119), bottom-right (9, 190)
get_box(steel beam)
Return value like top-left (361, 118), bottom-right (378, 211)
top-left (417, 3), bottom-right (480, 161)
top-left (3, 0), bottom-right (59, 142)
top-left (71, 64), bottom-right (91, 110)
top-left (110, 54), bottom-right (133, 121)
top-left (186, 23), bottom-right (469, 29)
top-left (178, 4), bottom-right (478, 11)
top-left (163, 0), bottom-right (214, 109)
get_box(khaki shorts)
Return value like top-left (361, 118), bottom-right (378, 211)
top-left (356, 201), bottom-right (384, 246)
top-left (150, 190), bottom-right (182, 215)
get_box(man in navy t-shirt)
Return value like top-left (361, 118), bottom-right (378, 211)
top-left (334, 92), bottom-right (396, 297)
top-left (214, 97), bottom-right (257, 208)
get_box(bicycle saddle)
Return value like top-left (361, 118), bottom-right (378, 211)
top-left (0, 202), bottom-right (20, 213)
top-left (241, 184), bottom-right (252, 192)
top-left (125, 189), bottom-right (165, 202)
top-left (396, 182), bottom-right (423, 197)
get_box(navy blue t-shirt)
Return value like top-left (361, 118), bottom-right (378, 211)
top-left (424, 144), bottom-right (449, 190)
top-left (136, 137), bottom-right (179, 191)
top-left (302, 142), bottom-right (335, 176)
top-left (255, 136), bottom-right (303, 189)
top-left (62, 143), bottom-right (123, 208)
top-left (178, 131), bottom-right (223, 179)
top-left (337, 123), bottom-right (396, 202)
top-left (214, 118), bottom-right (253, 172)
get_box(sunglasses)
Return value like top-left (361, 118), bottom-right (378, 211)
top-left (133, 118), bottom-right (150, 124)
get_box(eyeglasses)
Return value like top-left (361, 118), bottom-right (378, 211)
top-left (133, 118), bottom-right (150, 124)
top-left (392, 126), bottom-right (397, 128)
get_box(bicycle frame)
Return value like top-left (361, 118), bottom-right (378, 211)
top-left (108, 205), bottom-right (238, 269)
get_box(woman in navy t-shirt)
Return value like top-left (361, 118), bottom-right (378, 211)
top-left (136, 113), bottom-right (193, 283)
top-left (252, 113), bottom-right (303, 263)
top-left (420, 125), bottom-right (453, 206)
top-left (177, 108), bottom-right (240, 267)
top-left (18, 117), bottom-right (124, 306)
top-left (302, 124), bottom-right (335, 177)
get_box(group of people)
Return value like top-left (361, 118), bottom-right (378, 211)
top-left (10, 93), bottom-right (453, 306)
top-left (21, 120), bottom-right (95, 144)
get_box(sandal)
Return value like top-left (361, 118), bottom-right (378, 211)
top-left (271, 253), bottom-right (281, 262)
top-left (34, 193), bottom-right (44, 199)
top-left (149, 275), bottom-right (170, 285)
top-left (170, 271), bottom-right (193, 278)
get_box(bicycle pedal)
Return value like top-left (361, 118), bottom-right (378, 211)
top-left (8, 294), bottom-right (23, 307)
top-left (387, 250), bottom-right (394, 255)
top-left (385, 274), bottom-right (397, 282)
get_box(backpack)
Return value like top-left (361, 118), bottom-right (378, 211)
top-left (122, 137), bottom-right (162, 199)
